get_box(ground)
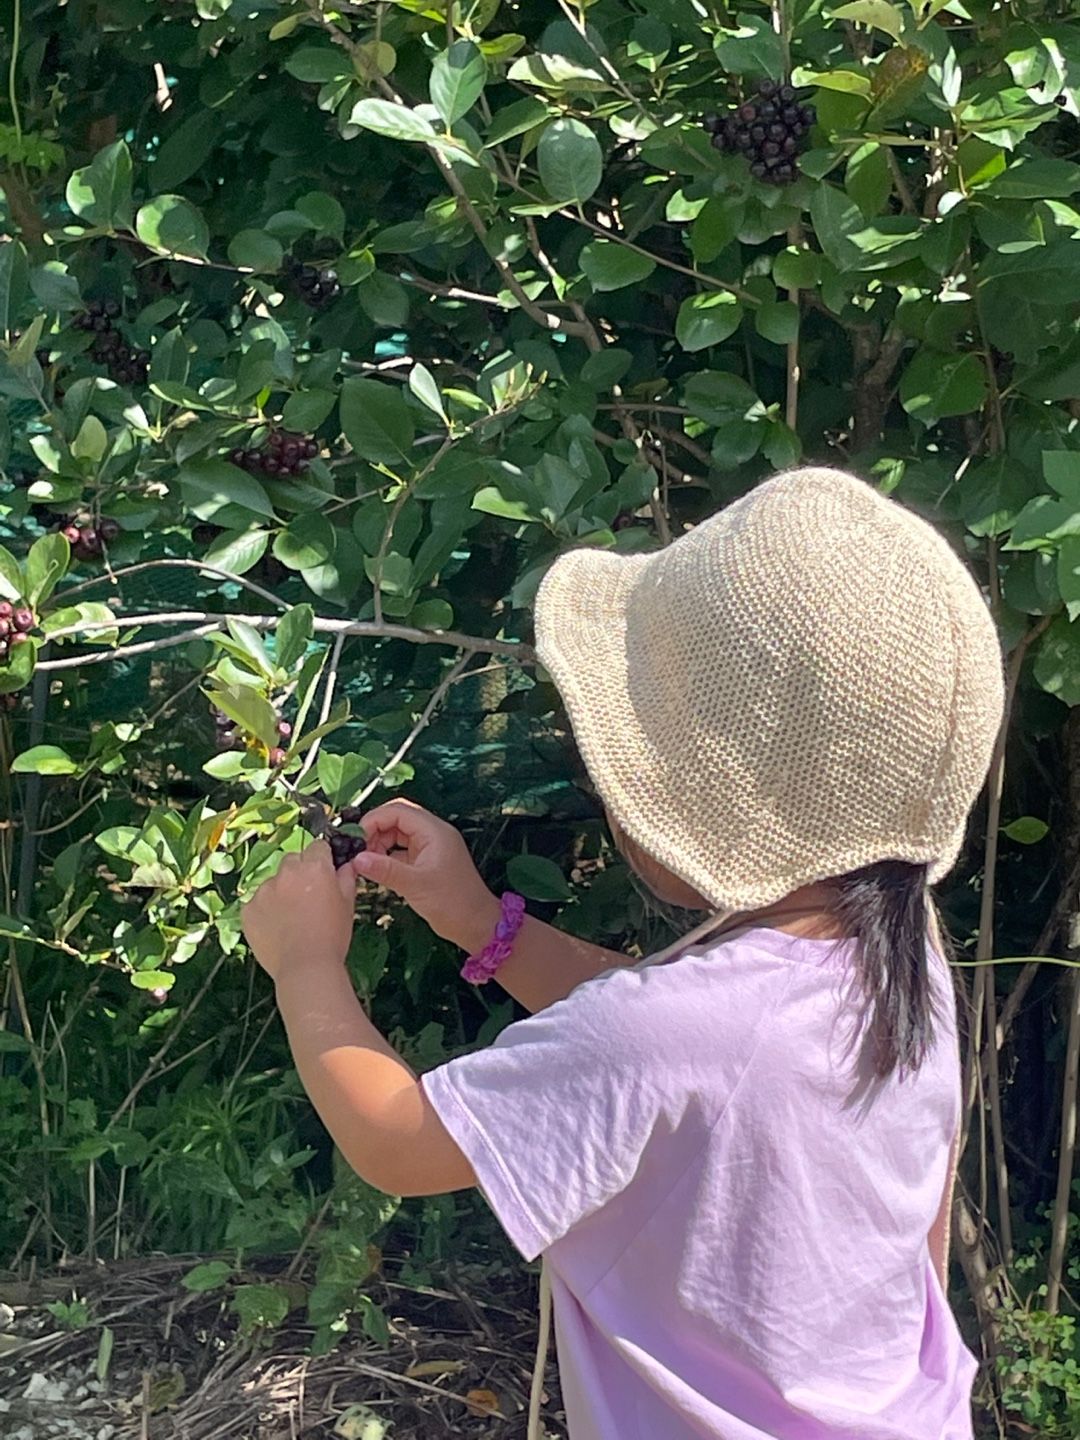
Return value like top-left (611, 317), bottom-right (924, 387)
top-left (0, 1257), bottom-right (565, 1440)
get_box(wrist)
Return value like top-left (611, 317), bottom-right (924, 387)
top-left (449, 889), bottom-right (502, 955)
top-left (274, 952), bottom-right (348, 1000)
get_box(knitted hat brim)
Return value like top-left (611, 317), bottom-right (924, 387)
top-left (533, 545), bottom-right (722, 906)
top-left (533, 537), bottom-right (973, 911)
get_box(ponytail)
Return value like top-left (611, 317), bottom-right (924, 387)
top-left (834, 860), bottom-right (936, 1079)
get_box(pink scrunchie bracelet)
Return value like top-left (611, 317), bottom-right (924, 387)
top-left (461, 891), bottom-right (526, 984)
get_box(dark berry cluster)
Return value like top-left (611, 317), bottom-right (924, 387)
top-left (73, 301), bottom-right (150, 385)
top-left (229, 431), bottom-right (319, 479)
top-left (0, 601), bottom-right (35, 668)
top-left (60, 517), bottom-right (120, 563)
top-left (329, 807), bottom-right (367, 870)
top-left (282, 256), bottom-right (342, 311)
top-left (704, 80), bottom-right (815, 186)
top-left (213, 708), bottom-right (291, 768)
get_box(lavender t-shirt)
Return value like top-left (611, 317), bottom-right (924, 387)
top-left (422, 927), bottom-right (976, 1440)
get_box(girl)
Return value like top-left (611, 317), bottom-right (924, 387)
top-left (242, 466), bottom-right (1004, 1440)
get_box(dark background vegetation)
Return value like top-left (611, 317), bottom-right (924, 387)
top-left (2, 0), bottom-right (1080, 1432)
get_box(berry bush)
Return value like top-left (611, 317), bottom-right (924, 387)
top-left (2, 0), bottom-right (1080, 1422)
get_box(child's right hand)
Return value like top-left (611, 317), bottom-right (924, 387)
top-left (351, 799), bottom-right (500, 954)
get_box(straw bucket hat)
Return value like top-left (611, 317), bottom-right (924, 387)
top-left (533, 466), bottom-right (1005, 912)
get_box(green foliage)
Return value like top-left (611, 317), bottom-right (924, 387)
top-left (1, 0), bottom-right (1079, 1405)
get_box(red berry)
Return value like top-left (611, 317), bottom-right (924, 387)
top-left (0, 619), bottom-right (10, 638)
top-left (268, 747), bottom-right (286, 766)
top-left (61, 524), bottom-right (82, 544)
top-left (11, 632), bottom-right (30, 646)
top-left (13, 609), bottom-right (34, 633)
top-left (277, 720), bottom-right (292, 738)
top-left (0, 602), bottom-right (11, 619)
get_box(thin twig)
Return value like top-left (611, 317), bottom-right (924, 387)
top-left (294, 633), bottom-right (346, 786)
top-left (36, 611), bottom-right (533, 664)
top-left (354, 650), bottom-right (477, 807)
top-left (56, 557), bottom-right (291, 611)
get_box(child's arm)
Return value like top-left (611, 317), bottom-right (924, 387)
top-left (351, 799), bottom-right (631, 1013)
top-left (242, 841), bottom-right (476, 1196)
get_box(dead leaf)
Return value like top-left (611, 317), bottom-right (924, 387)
top-left (464, 1387), bottom-right (502, 1417)
top-left (405, 1358), bottom-right (467, 1379)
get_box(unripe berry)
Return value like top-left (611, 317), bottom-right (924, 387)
top-left (13, 609), bottom-right (34, 633)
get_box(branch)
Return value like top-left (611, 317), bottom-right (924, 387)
top-left (57, 557), bottom-right (291, 611)
top-left (36, 610), bottom-right (534, 666)
top-left (354, 649), bottom-right (478, 807)
top-left (295, 632), bottom-right (347, 785)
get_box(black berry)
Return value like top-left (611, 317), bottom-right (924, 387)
top-left (700, 77), bottom-right (812, 188)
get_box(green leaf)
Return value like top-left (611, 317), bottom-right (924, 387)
top-left (1007, 495), bottom-right (1080, 552)
top-left (755, 300), bottom-right (799, 345)
top-left (506, 853), bottom-right (572, 902)
top-left (1057, 537), bottom-right (1080, 620)
top-left (689, 197), bottom-right (743, 265)
top-left (274, 514), bottom-right (336, 570)
top-left (152, 109), bottom-right (220, 191)
top-left (25, 532), bottom-right (69, 605)
top-left (317, 751), bottom-right (373, 808)
top-left (227, 230), bottom-right (284, 273)
top-left (347, 99), bottom-right (438, 143)
top-left (96, 1326), bottom-right (114, 1385)
top-left (0, 543), bottom-right (24, 602)
top-left (960, 458), bottom-right (1035, 538)
top-left (845, 142), bottom-right (892, 219)
top-left (285, 47), bottom-right (352, 83)
top-left (65, 141), bottom-right (133, 228)
top-left (773, 247), bottom-right (822, 291)
top-left (340, 378), bottom-right (415, 466)
top-left (430, 40), bottom-right (486, 126)
top-left (1034, 616), bottom-right (1080, 706)
top-left (136, 195), bottom-right (210, 260)
top-left (206, 684), bottom-right (279, 750)
top-left (275, 604), bottom-right (314, 670)
top-left (537, 118), bottom-right (603, 204)
top-left (408, 362), bottom-right (447, 422)
top-left (1003, 816), bottom-right (1049, 845)
top-left (580, 239), bottom-right (655, 292)
top-left (675, 292), bottom-right (742, 352)
top-left (130, 970), bottom-right (175, 990)
top-left (11, 745), bottom-right (78, 775)
top-left (1044, 452), bottom-right (1080, 499)
top-left (232, 1283), bottom-right (291, 1335)
top-left (899, 349), bottom-right (988, 426)
top-left (71, 415), bottom-right (108, 464)
top-left (486, 97), bottom-right (549, 146)
top-left (296, 191), bottom-right (346, 241)
top-left (0, 239), bottom-right (29, 333)
top-left (985, 157), bottom-right (1080, 200)
top-left (149, 327), bottom-right (190, 392)
top-left (180, 458), bottom-right (274, 522)
top-left (30, 262), bottom-right (81, 313)
top-left (282, 389), bottom-right (336, 433)
top-left (201, 528), bottom-right (270, 577)
top-left (182, 1261), bottom-right (234, 1294)
top-left (830, 0), bottom-right (905, 43)
top-left (713, 15), bottom-right (784, 80)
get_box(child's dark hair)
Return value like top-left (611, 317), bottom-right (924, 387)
top-left (834, 861), bottom-right (939, 1079)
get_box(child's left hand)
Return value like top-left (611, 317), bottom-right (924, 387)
top-left (242, 840), bottom-right (357, 984)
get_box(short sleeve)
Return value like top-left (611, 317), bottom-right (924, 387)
top-left (421, 968), bottom-right (661, 1262)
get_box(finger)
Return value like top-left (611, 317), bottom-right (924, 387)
top-left (302, 838), bottom-right (333, 870)
top-left (350, 847), bottom-right (412, 897)
top-left (360, 799), bottom-right (430, 844)
top-left (337, 860), bottom-right (359, 906)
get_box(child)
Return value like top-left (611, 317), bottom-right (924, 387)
top-left (242, 467), bottom-right (1004, 1440)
